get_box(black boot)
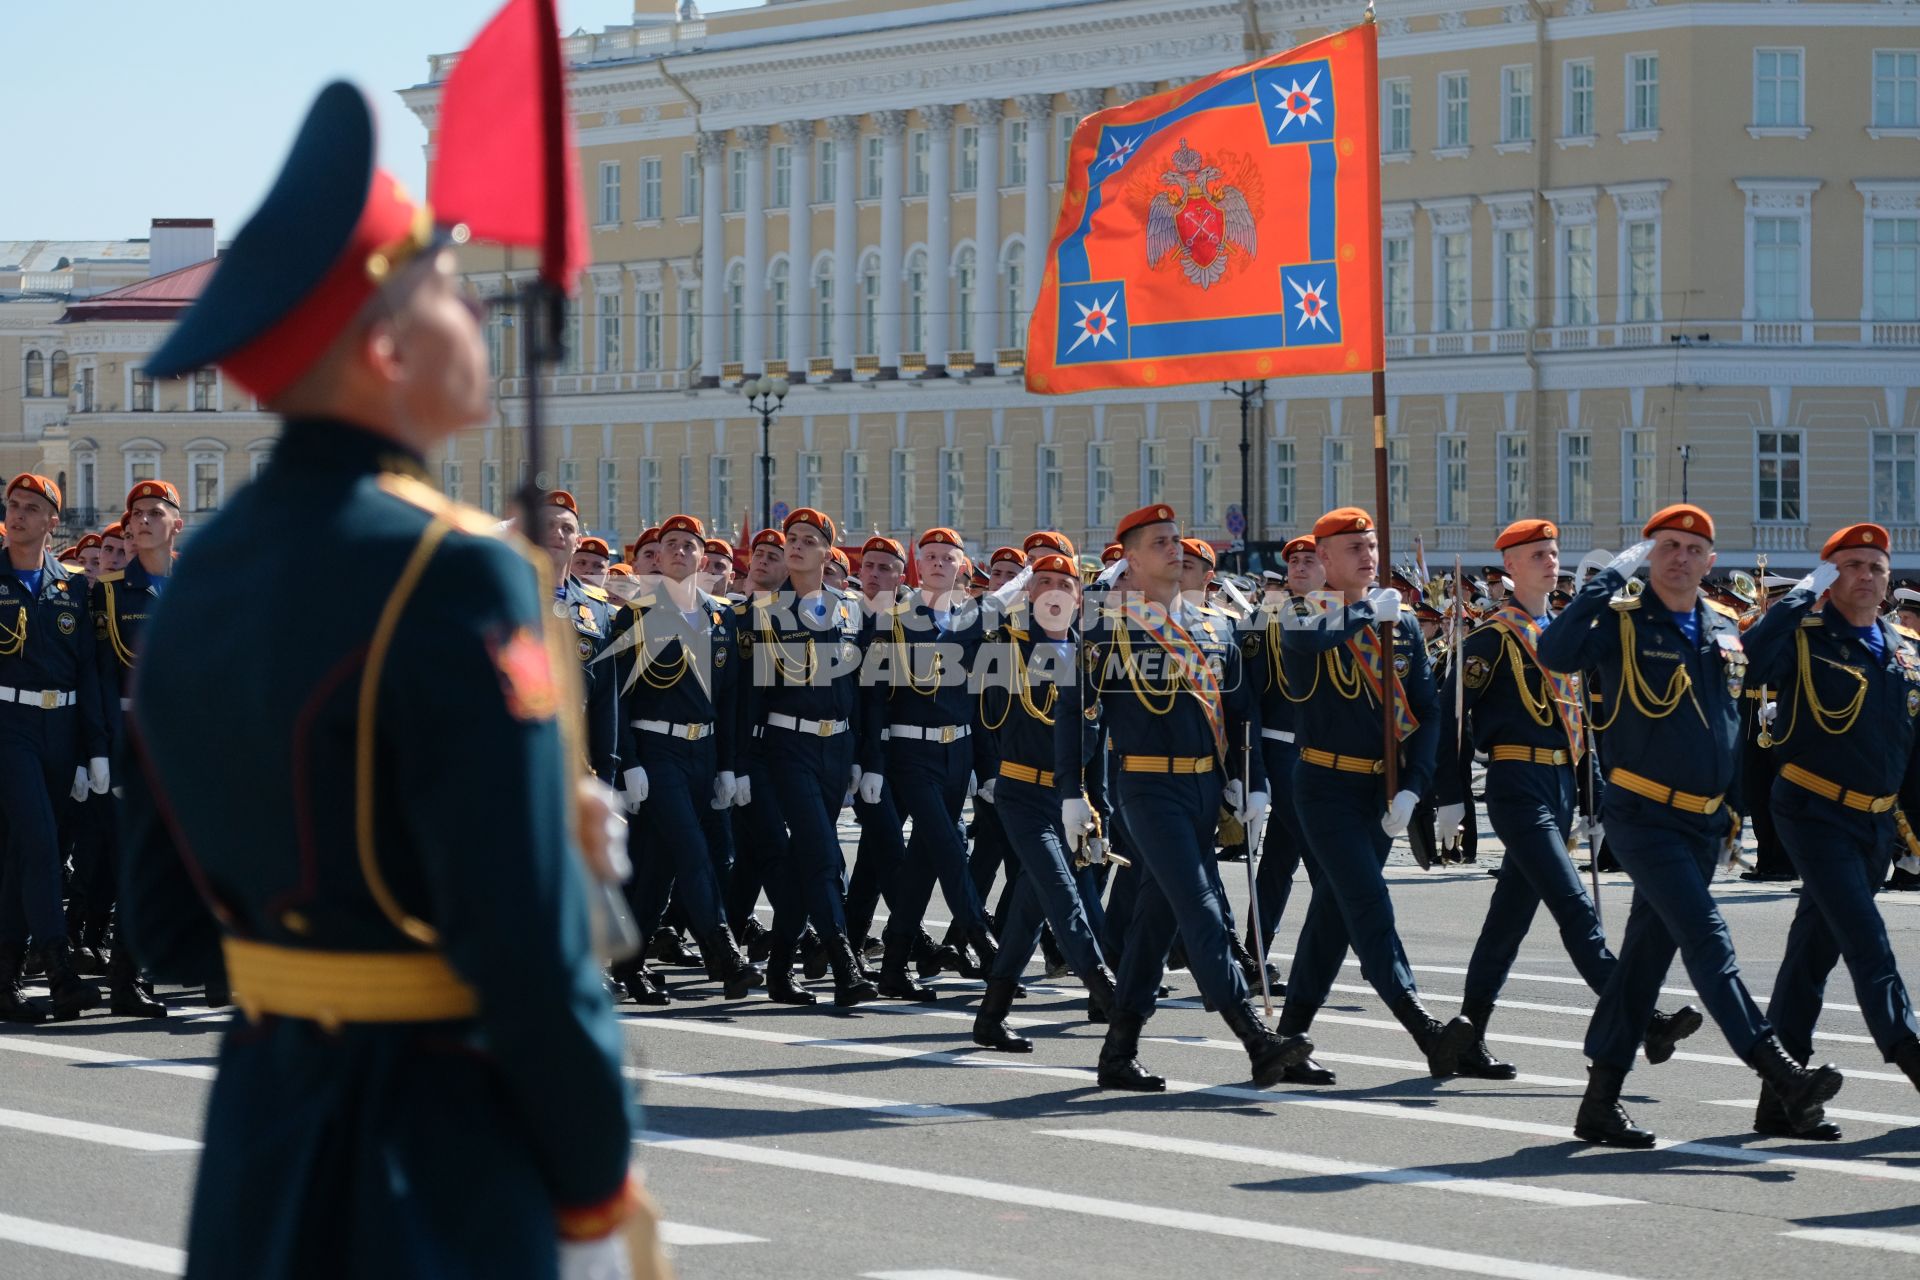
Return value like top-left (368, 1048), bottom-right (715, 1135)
top-left (615, 959), bottom-right (672, 1007)
top-left (0, 945), bottom-right (48, 1024)
top-left (1573, 1064), bottom-right (1656, 1148)
top-left (204, 972), bottom-right (231, 1008)
top-left (1084, 965), bottom-right (1117, 1025)
top-left (699, 926), bottom-right (762, 1000)
top-left (44, 940), bottom-right (101, 1021)
top-left (1455, 999), bottom-right (1517, 1080)
top-left (877, 934), bottom-right (936, 1001)
top-left (650, 928), bottom-right (701, 967)
top-left (915, 929), bottom-right (963, 980)
top-left (966, 924), bottom-right (999, 976)
top-left (1643, 1005), bottom-right (1703, 1065)
top-left (1227, 931), bottom-right (1262, 989)
top-left (1894, 1037), bottom-right (1920, 1091)
top-left (800, 927), bottom-right (832, 981)
top-left (1220, 1000), bottom-right (1313, 1088)
top-left (765, 940), bottom-right (818, 1006)
top-left (972, 977), bottom-right (1032, 1053)
top-left (107, 943), bottom-right (167, 1019)
top-left (826, 933), bottom-right (878, 1008)
top-left (739, 916), bottom-right (772, 963)
top-left (1390, 993), bottom-right (1474, 1077)
top-left (1745, 1036), bottom-right (1844, 1131)
top-left (1283, 1056), bottom-right (1337, 1085)
top-left (1272, 1002), bottom-right (1335, 1082)
top-left (1755, 1083), bottom-right (1842, 1141)
top-left (1097, 1012), bottom-right (1166, 1092)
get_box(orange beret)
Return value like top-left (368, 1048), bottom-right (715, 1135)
top-left (575, 537), bottom-right (611, 559)
top-left (126, 479), bottom-right (182, 510)
top-left (1029, 552), bottom-right (1077, 577)
top-left (606, 563), bottom-right (633, 576)
top-left (547, 489), bottom-right (579, 514)
top-left (75, 533), bottom-right (103, 552)
top-left (1822, 522), bottom-right (1890, 560)
top-left (7, 474), bottom-right (61, 512)
top-left (861, 535), bottom-right (906, 562)
top-left (989, 545), bottom-right (1027, 568)
top-left (1023, 530), bottom-right (1077, 557)
top-left (636, 526), bottom-right (662, 547)
top-left (659, 514), bottom-right (705, 540)
top-left (1101, 542), bottom-right (1124, 564)
top-left (1181, 537), bottom-right (1216, 568)
top-left (1643, 503), bottom-right (1714, 543)
top-left (917, 526), bottom-right (963, 550)
top-left (783, 506), bottom-right (836, 544)
top-left (751, 528), bottom-right (786, 550)
top-left (828, 546), bottom-right (850, 569)
top-left (1281, 534), bottom-right (1317, 560)
top-left (969, 566), bottom-right (990, 585)
top-left (101, 522), bottom-right (126, 541)
top-left (703, 537), bottom-right (733, 557)
top-left (1494, 518), bottom-right (1559, 551)
top-left (1115, 503), bottom-right (1177, 542)
top-left (1312, 507), bottom-right (1374, 540)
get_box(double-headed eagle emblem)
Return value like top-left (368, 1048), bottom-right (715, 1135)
top-left (1146, 138), bottom-right (1257, 290)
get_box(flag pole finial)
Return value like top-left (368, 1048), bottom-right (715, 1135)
top-left (1364, 0), bottom-right (1376, 23)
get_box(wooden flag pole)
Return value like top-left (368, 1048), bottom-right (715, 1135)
top-left (1372, 367), bottom-right (1397, 799)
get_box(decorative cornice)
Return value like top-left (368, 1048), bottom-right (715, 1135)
top-left (1066, 87), bottom-right (1107, 117)
top-left (696, 130), bottom-right (728, 163)
top-left (920, 102), bottom-right (955, 131)
top-left (737, 123), bottom-right (770, 148)
top-left (873, 108), bottom-right (908, 138)
top-left (827, 114), bottom-right (864, 144)
top-left (1016, 92), bottom-right (1054, 121)
top-left (1480, 190), bottom-right (1536, 230)
top-left (968, 97), bottom-right (1005, 126)
top-left (1420, 196), bottom-right (1475, 233)
top-left (781, 118), bottom-right (815, 142)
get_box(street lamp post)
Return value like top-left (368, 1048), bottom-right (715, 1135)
top-left (1224, 379), bottom-right (1265, 570)
top-left (1677, 443), bottom-right (1692, 504)
top-left (744, 374), bottom-right (790, 533)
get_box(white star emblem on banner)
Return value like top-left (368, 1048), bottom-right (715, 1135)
top-left (1068, 292), bottom-right (1121, 353)
top-left (1290, 278), bottom-right (1334, 333)
top-left (1272, 71), bottom-right (1324, 136)
top-left (1095, 133), bottom-right (1141, 172)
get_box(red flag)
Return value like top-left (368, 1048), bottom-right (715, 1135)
top-left (1026, 23), bottom-right (1382, 394)
top-left (740, 507), bottom-right (752, 548)
top-left (430, 0), bottom-right (587, 290)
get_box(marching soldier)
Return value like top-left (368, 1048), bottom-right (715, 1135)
top-left (700, 537), bottom-right (735, 596)
top-left (1539, 504), bottom-right (1844, 1146)
top-left (1275, 507), bottom-right (1475, 1083)
top-left (541, 491), bottom-right (625, 788)
top-left (843, 533), bottom-right (908, 962)
top-left (1742, 522), bottom-right (1920, 1134)
top-left (570, 535), bottom-right (612, 588)
top-left (116, 81), bottom-right (652, 1277)
top-left (1435, 518), bottom-right (1700, 1079)
top-left (0, 473), bottom-right (109, 1023)
top-left (1061, 504), bottom-right (1311, 1091)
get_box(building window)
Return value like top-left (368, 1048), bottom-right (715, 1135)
top-left (681, 152), bottom-right (701, 217)
top-left (772, 145), bottom-right (792, 207)
top-left (1757, 430), bottom-right (1803, 523)
top-left (49, 350), bottom-right (70, 398)
top-left (955, 246), bottom-right (977, 351)
top-left (131, 367), bottom-right (153, 412)
top-left (862, 135), bottom-right (883, 199)
top-left (1565, 59), bottom-right (1594, 138)
top-left (909, 130), bottom-right (929, 196)
top-left (125, 449), bottom-right (158, 487)
top-left (1004, 243), bottom-right (1027, 347)
top-left (192, 368), bottom-right (218, 411)
top-left (1872, 431), bottom-right (1918, 525)
top-left (637, 457), bottom-right (661, 525)
top-left (678, 456), bottom-right (691, 510)
top-left (1500, 229), bottom-right (1533, 329)
top-left (679, 286), bottom-right (700, 371)
top-left (1322, 438), bottom-right (1352, 510)
top-left (598, 459), bottom-right (619, 529)
top-left (939, 447), bottom-right (965, 527)
top-left (957, 126), bottom-right (979, 191)
top-left (1439, 231), bottom-right (1470, 332)
top-left (1498, 434), bottom-right (1529, 524)
top-left (1439, 72), bottom-right (1470, 148)
top-left (1386, 436), bottom-right (1410, 522)
top-left (1626, 221), bottom-right (1659, 322)
top-left (813, 261), bottom-right (834, 356)
top-left (770, 261), bottom-right (791, 363)
top-left (22, 351), bottom-right (43, 397)
top-left (844, 452), bottom-right (868, 532)
top-left (1561, 433), bottom-right (1592, 525)
top-left (190, 454), bottom-right (221, 511)
top-left (1622, 430), bottom-right (1656, 525)
top-left (859, 256), bottom-right (881, 355)
top-left (797, 451), bottom-right (823, 511)
top-left (1005, 118), bottom-right (1027, 186)
top-left (1140, 438), bottom-right (1167, 503)
top-left (482, 460), bottom-right (502, 514)
top-left (639, 157), bottom-right (662, 220)
top-left (1264, 438), bottom-right (1295, 529)
top-left (1385, 236), bottom-right (1412, 335)
top-left (74, 453), bottom-right (96, 516)
top-left (1562, 224), bottom-right (1597, 326)
top-left (597, 293), bottom-right (622, 372)
top-left (1754, 49), bottom-right (1803, 128)
top-left (890, 447), bottom-right (916, 529)
top-left (727, 147), bottom-right (746, 212)
top-left (1874, 51), bottom-right (1920, 128)
top-left (1384, 78), bottom-right (1412, 153)
top-left (710, 455), bottom-right (733, 532)
top-left (486, 311), bottom-right (507, 374)
top-left (1055, 113), bottom-right (1079, 173)
top-left (1753, 216), bottom-right (1802, 320)
top-left (1089, 441), bottom-right (1115, 531)
top-left (638, 290), bottom-right (662, 371)
top-left (558, 458), bottom-right (580, 499)
top-left (986, 445), bottom-right (1012, 528)
top-left (1873, 217), bottom-right (1920, 321)
top-left (1438, 436), bottom-right (1468, 525)
top-left (1502, 65), bottom-right (1533, 143)
top-left (1628, 53), bottom-right (1660, 132)
top-left (906, 250), bottom-right (928, 354)
top-left (76, 366), bottom-right (94, 413)
top-left (816, 139), bottom-right (837, 203)
top-left (1037, 443), bottom-right (1063, 528)
top-left (598, 161), bottom-right (621, 225)
top-left (726, 262), bottom-right (746, 362)
top-left (560, 296), bottom-right (583, 373)
top-left (1193, 438), bottom-right (1221, 527)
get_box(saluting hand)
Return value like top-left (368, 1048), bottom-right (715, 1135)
top-left (1607, 540), bottom-right (1656, 579)
top-left (1796, 562), bottom-right (1840, 599)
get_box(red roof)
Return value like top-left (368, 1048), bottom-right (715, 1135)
top-left (59, 256), bottom-right (219, 323)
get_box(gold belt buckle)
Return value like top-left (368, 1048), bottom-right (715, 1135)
top-left (40, 690), bottom-right (57, 710)
top-left (816, 719), bottom-right (836, 737)
top-left (1550, 749), bottom-right (1567, 765)
top-left (940, 725), bottom-right (958, 744)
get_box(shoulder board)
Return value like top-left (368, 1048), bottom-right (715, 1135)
top-left (1894, 623), bottom-right (1920, 642)
top-left (1703, 597), bottom-right (1738, 620)
top-left (375, 473), bottom-right (500, 536)
top-left (884, 597), bottom-right (917, 617)
top-left (731, 598), bottom-right (749, 616)
top-left (1608, 592), bottom-right (1642, 612)
top-left (1800, 614), bottom-right (1824, 630)
top-left (579, 582), bottom-right (610, 603)
top-left (1196, 604), bottom-right (1227, 618)
top-left (96, 570), bottom-right (124, 584)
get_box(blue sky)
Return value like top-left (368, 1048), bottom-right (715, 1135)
top-left (1, 0), bottom-right (747, 242)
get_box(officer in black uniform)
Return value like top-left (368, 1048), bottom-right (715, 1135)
top-left (1539, 503), bottom-right (1845, 1147)
top-left (1436, 518), bottom-right (1700, 1078)
top-left (540, 490), bottom-right (624, 788)
top-left (0, 472), bottom-right (108, 1023)
top-left (1061, 503), bottom-right (1310, 1091)
top-left (725, 526), bottom-right (790, 954)
top-left (843, 534), bottom-right (908, 961)
top-left (1743, 521), bottom-right (1920, 1134)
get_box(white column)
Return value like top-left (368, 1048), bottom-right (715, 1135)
top-left (1017, 93), bottom-right (1052, 316)
top-left (829, 115), bottom-right (861, 381)
top-left (698, 129), bottom-right (726, 386)
top-left (739, 124), bottom-right (770, 378)
top-left (875, 110), bottom-right (907, 378)
top-left (968, 98), bottom-right (1003, 372)
top-left (781, 119), bottom-right (814, 380)
top-left (922, 104), bottom-right (954, 375)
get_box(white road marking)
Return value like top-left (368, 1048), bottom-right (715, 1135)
top-left (0, 1105), bottom-right (199, 1152)
top-left (0, 1211), bottom-right (185, 1274)
top-left (641, 1129), bottom-right (1647, 1280)
top-left (1784, 1228), bottom-right (1920, 1255)
top-left (1705, 1099), bottom-right (1920, 1128)
top-left (626, 1066), bottom-right (984, 1120)
top-left (0, 1034), bottom-right (215, 1080)
top-left (658, 1222), bottom-right (768, 1246)
top-left (1044, 1127), bottom-right (1640, 1207)
top-left (864, 1272), bottom-right (1022, 1280)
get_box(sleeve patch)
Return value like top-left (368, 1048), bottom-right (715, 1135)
top-left (490, 626), bottom-right (560, 722)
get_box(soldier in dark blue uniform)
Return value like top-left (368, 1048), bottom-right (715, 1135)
top-left (1435, 518), bottom-right (1699, 1078)
top-left (115, 83), bottom-right (651, 1278)
top-left (0, 472), bottom-right (109, 1023)
top-left (1275, 506), bottom-right (1475, 1084)
top-left (613, 513), bottom-right (759, 1006)
top-left (1539, 503), bottom-right (1844, 1146)
top-left (1060, 504), bottom-right (1310, 1091)
top-left (1742, 521), bottom-right (1920, 1135)
top-left (844, 534), bottom-right (908, 962)
top-left (540, 490), bottom-right (625, 788)
top-left (737, 507), bottom-right (880, 1007)
top-left (724, 526), bottom-right (791, 953)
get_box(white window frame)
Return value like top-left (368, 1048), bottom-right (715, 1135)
top-left (1872, 430), bottom-right (1920, 527)
top-left (639, 157), bottom-right (663, 221)
top-left (862, 135), bottom-right (883, 200)
top-left (1857, 181), bottom-right (1920, 336)
top-left (1752, 47), bottom-right (1807, 136)
top-left (678, 285), bottom-right (700, 372)
top-left (939, 447), bottom-right (965, 528)
top-left (1872, 49), bottom-right (1920, 133)
top-left (1036, 442), bottom-right (1063, 529)
top-left (1384, 232), bottom-right (1413, 336)
top-left (1437, 71), bottom-right (1471, 152)
top-left (598, 458), bottom-right (619, 530)
top-left (890, 446), bottom-right (916, 530)
top-left (638, 456), bottom-right (661, 525)
top-left (1494, 220), bottom-right (1534, 330)
top-left (1437, 435), bottom-right (1469, 526)
top-left (482, 460), bottom-right (502, 515)
top-left (844, 451), bottom-right (869, 532)
top-left (1500, 64), bottom-right (1533, 147)
top-left (1497, 433), bottom-right (1529, 525)
top-left (598, 160), bottom-right (622, 227)
top-left (1738, 179), bottom-right (1820, 342)
top-left (1004, 241), bottom-right (1027, 348)
top-left (1192, 437), bottom-right (1221, 528)
top-left (1264, 436), bottom-right (1295, 530)
top-left (122, 442), bottom-right (160, 494)
top-left (1624, 52), bottom-right (1661, 137)
top-left (597, 292), bottom-right (622, 373)
top-left (680, 152), bottom-right (701, 217)
top-left (709, 455), bottom-right (733, 533)
top-left (1055, 113), bottom-right (1079, 175)
top-left (797, 451), bottom-right (823, 513)
top-left (908, 129), bottom-right (929, 196)
top-left (1755, 428), bottom-right (1805, 525)
top-left (1430, 214), bottom-right (1472, 334)
top-left (1563, 58), bottom-right (1595, 142)
top-left (1549, 191), bottom-right (1600, 330)
top-left (1004, 118), bottom-right (1027, 187)
top-left (1089, 440), bottom-right (1115, 532)
top-left (986, 444), bottom-right (1012, 529)
top-left (1622, 429), bottom-right (1656, 527)
top-left (772, 144), bottom-right (792, 207)
top-left (1560, 432), bottom-right (1593, 526)
top-left (1322, 437), bottom-right (1352, 511)
top-left (727, 147), bottom-right (746, 212)
top-left (187, 448), bottom-right (225, 514)
top-left (439, 458), bottom-right (460, 504)
top-left (1139, 438), bottom-right (1167, 504)
top-left (770, 260), bottom-right (791, 363)
top-left (816, 139), bottom-right (838, 204)
top-left (1610, 181), bottom-right (1667, 327)
top-left (638, 289), bottom-right (662, 371)
top-left (1383, 77), bottom-right (1412, 156)
top-left (956, 126), bottom-right (979, 192)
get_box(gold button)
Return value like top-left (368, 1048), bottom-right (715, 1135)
top-left (281, 910), bottom-right (311, 936)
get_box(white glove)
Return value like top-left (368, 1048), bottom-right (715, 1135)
top-left (558, 1235), bottom-right (632, 1280)
top-left (1084, 834), bottom-right (1109, 865)
top-left (850, 763), bottom-right (863, 793)
top-left (1798, 562), bottom-right (1840, 598)
top-left (712, 770), bottom-right (737, 809)
top-left (1245, 810), bottom-right (1268, 858)
top-left (976, 777), bottom-right (997, 804)
top-left (1363, 586), bottom-right (1403, 622)
top-left (1607, 540), bottom-right (1655, 579)
top-left (1435, 802), bottom-right (1466, 846)
top-left (966, 771), bottom-right (978, 800)
top-left (1221, 778), bottom-right (1244, 814)
top-left (1583, 818), bottom-right (1605, 855)
top-left (87, 757), bottom-right (109, 795)
top-left (1237, 789), bottom-right (1268, 826)
top-left (1061, 797), bottom-right (1095, 848)
top-left (70, 766), bottom-right (89, 803)
top-left (858, 771), bottom-right (885, 805)
top-left (621, 765), bottom-right (648, 812)
top-left (1758, 700), bottom-right (1778, 727)
top-left (1381, 789), bottom-right (1419, 837)
top-left (1898, 853), bottom-right (1920, 876)
top-left (1574, 548), bottom-right (1614, 590)
top-left (733, 774), bottom-right (753, 807)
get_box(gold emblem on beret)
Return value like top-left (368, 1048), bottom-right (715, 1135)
top-left (1544, 523), bottom-right (1556, 539)
top-left (1681, 514), bottom-right (1695, 529)
top-left (1157, 506), bottom-right (1170, 519)
top-left (1863, 531), bottom-right (1876, 545)
top-left (1356, 516), bottom-right (1370, 530)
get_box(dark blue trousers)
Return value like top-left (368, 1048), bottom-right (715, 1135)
top-left (1767, 785), bottom-right (1920, 1062)
top-left (1583, 797), bottom-right (1770, 1070)
top-left (725, 802), bottom-right (765, 930)
top-left (756, 727), bottom-right (854, 944)
top-left (1463, 762), bottom-right (1615, 1006)
top-left (629, 736), bottom-right (725, 938)
top-left (844, 793), bottom-right (896, 943)
top-left (987, 780), bottom-right (1106, 982)
top-left (1112, 772), bottom-right (1247, 1018)
top-left (879, 736), bottom-right (987, 951)
top-left (1250, 737), bottom-right (1305, 955)
top-left (1284, 766), bottom-right (1418, 1018)
top-left (0, 708), bottom-right (76, 947)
